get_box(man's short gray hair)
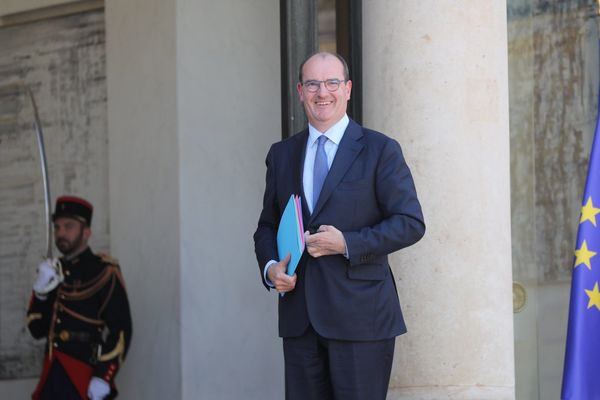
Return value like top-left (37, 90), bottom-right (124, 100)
top-left (298, 52), bottom-right (350, 82)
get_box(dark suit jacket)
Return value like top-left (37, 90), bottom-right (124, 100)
top-left (254, 119), bottom-right (425, 341)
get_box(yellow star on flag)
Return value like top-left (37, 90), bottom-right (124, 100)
top-left (585, 282), bottom-right (600, 310)
top-left (574, 240), bottom-right (597, 270)
top-left (580, 197), bottom-right (600, 226)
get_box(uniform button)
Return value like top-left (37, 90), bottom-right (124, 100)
top-left (53, 342), bottom-right (58, 348)
top-left (60, 294), bottom-right (65, 299)
top-left (56, 318), bottom-right (61, 324)
top-left (65, 270), bottom-right (70, 276)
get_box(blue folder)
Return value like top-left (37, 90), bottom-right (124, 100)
top-left (277, 194), bottom-right (305, 276)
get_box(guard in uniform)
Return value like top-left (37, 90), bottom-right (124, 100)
top-left (27, 196), bottom-right (133, 400)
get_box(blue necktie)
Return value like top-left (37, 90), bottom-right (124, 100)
top-left (313, 135), bottom-right (329, 209)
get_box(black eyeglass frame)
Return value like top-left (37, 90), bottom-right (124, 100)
top-left (301, 79), bottom-right (348, 92)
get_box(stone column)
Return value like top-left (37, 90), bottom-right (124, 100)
top-left (363, 1), bottom-right (515, 399)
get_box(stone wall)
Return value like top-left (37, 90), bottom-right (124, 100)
top-left (509, 0), bottom-right (598, 285)
top-left (0, 10), bottom-right (107, 379)
top-left (508, 0), bottom-right (599, 398)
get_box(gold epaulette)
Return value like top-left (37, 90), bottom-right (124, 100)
top-left (98, 252), bottom-right (119, 266)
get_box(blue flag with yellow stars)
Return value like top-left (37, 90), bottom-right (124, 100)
top-left (562, 101), bottom-right (600, 399)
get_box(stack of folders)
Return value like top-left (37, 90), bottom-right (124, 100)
top-left (277, 194), bottom-right (305, 276)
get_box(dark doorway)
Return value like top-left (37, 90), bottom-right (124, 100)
top-left (280, 0), bottom-right (362, 138)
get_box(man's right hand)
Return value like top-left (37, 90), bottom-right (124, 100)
top-left (32, 259), bottom-right (62, 298)
top-left (87, 377), bottom-right (111, 400)
top-left (267, 254), bottom-right (297, 293)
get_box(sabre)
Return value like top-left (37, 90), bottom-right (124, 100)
top-left (1, 82), bottom-right (64, 291)
top-left (25, 85), bottom-right (53, 260)
top-left (1, 82), bottom-right (54, 257)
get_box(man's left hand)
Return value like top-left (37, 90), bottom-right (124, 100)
top-left (305, 225), bottom-right (346, 258)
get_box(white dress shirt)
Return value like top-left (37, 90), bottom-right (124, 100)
top-left (303, 114), bottom-right (349, 212)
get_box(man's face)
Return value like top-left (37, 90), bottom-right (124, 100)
top-left (297, 54), bottom-right (352, 132)
top-left (53, 217), bottom-right (90, 256)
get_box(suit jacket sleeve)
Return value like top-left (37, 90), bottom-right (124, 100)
top-left (343, 137), bottom-right (425, 266)
top-left (254, 144), bottom-right (282, 290)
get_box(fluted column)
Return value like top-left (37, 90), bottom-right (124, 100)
top-left (363, 1), bottom-right (515, 399)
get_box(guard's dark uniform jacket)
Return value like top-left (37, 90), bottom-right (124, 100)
top-left (27, 247), bottom-right (133, 400)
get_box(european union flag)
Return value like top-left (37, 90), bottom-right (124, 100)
top-left (562, 100), bottom-right (600, 399)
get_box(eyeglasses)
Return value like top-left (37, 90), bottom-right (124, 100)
top-left (302, 79), bottom-right (346, 93)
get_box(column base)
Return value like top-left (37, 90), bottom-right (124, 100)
top-left (387, 385), bottom-right (514, 400)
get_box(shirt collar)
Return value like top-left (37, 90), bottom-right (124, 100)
top-left (307, 114), bottom-right (349, 147)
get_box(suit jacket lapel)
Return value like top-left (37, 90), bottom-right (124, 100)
top-left (310, 120), bottom-right (364, 220)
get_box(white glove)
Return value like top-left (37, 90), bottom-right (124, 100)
top-left (32, 259), bottom-right (62, 298)
top-left (87, 377), bottom-right (110, 400)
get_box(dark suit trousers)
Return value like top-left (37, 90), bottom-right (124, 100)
top-left (40, 361), bottom-right (82, 400)
top-left (283, 325), bottom-right (395, 400)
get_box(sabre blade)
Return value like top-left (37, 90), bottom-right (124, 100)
top-left (26, 86), bottom-right (53, 259)
top-left (1, 82), bottom-right (54, 259)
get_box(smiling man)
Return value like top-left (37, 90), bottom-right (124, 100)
top-left (254, 52), bottom-right (426, 400)
top-left (27, 196), bottom-right (132, 400)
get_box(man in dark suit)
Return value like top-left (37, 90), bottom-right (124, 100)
top-left (254, 52), bottom-right (425, 400)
